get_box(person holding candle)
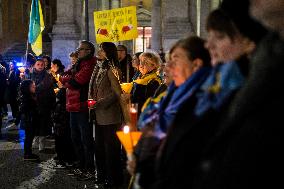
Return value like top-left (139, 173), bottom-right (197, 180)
top-left (121, 52), bottom-right (162, 116)
top-left (60, 40), bottom-right (96, 180)
top-left (88, 42), bottom-right (130, 187)
top-left (30, 59), bottom-right (56, 152)
top-left (50, 59), bottom-right (65, 89)
top-left (129, 36), bottom-right (212, 188)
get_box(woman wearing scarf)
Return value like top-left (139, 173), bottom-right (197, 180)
top-left (88, 42), bottom-right (130, 188)
top-left (121, 52), bottom-right (161, 115)
top-left (128, 36), bottom-right (212, 188)
top-left (152, 4), bottom-right (265, 189)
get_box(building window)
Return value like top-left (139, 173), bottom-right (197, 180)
top-left (135, 26), bottom-right (152, 53)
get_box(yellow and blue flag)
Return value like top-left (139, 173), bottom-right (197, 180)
top-left (28, 0), bottom-right (45, 56)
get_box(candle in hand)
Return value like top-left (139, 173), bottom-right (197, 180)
top-left (88, 99), bottom-right (96, 109)
top-left (55, 74), bottom-right (61, 82)
top-left (130, 104), bottom-right (138, 130)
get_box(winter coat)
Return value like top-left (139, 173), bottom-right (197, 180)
top-left (0, 65), bottom-right (7, 107)
top-left (6, 69), bottom-right (21, 102)
top-left (19, 94), bottom-right (39, 130)
top-left (192, 32), bottom-right (284, 189)
top-left (121, 70), bottom-right (161, 115)
top-left (52, 88), bottom-right (69, 136)
top-left (88, 61), bottom-right (130, 125)
top-left (153, 56), bottom-right (249, 189)
top-left (60, 56), bottom-right (96, 112)
top-left (30, 69), bottom-right (56, 136)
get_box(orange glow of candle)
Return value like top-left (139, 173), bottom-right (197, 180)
top-left (116, 125), bottom-right (142, 155)
top-left (129, 104), bottom-right (138, 130)
top-left (54, 88), bottom-right (60, 93)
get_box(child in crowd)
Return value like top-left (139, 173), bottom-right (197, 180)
top-left (19, 80), bottom-right (39, 161)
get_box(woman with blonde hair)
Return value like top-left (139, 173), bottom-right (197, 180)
top-left (121, 52), bottom-right (162, 114)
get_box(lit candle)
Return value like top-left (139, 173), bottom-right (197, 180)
top-left (56, 74), bottom-right (60, 81)
top-left (123, 125), bottom-right (134, 161)
top-left (87, 99), bottom-right (96, 109)
top-left (130, 104), bottom-right (138, 130)
top-left (54, 88), bottom-right (60, 93)
top-left (116, 125), bottom-right (142, 161)
top-left (123, 125), bottom-right (130, 133)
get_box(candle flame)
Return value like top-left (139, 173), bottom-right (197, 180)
top-left (130, 107), bottom-right (137, 113)
top-left (123, 125), bottom-right (130, 134)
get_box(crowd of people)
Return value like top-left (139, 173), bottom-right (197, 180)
top-left (1, 0), bottom-right (284, 188)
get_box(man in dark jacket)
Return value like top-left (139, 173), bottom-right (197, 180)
top-left (60, 40), bottom-right (96, 180)
top-left (7, 62), bottom-right (21, 125)
top-left (0, 63), bottom-right (7, 138)
top-left (117, 45), bottom-right (134, 83)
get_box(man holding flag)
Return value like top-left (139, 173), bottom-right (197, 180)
top-left (28, 0), bottom-right (45, 56)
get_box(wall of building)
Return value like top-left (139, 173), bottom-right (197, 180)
top-left (0, 0), bottom-right (56, 56)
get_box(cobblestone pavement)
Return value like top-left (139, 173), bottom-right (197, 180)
top-left (0, 112), bottom-right (129, 189)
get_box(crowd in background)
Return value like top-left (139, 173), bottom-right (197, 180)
top-left (1, 0), bottom-right (284, 188)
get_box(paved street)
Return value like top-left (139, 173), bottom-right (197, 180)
top-left (0, 112), bottom-right (103, 189)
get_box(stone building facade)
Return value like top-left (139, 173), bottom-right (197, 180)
top-left (1, 0), bottom-right (221, 65)
top-left (0, 0), bottom-right (56, 61)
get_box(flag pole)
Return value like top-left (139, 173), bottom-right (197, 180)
top-left (25, 40), bottom-right (29, 66)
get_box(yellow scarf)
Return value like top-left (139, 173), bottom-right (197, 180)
top-left (141, 90), bottom-right (167, 112)
top-left (121, 71), bottom-right (161, 94)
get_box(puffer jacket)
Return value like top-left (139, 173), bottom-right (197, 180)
top-left (60, 56), bottom-right (96, 112)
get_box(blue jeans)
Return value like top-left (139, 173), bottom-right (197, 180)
top-left (70, 112), bottom-right (95, 170)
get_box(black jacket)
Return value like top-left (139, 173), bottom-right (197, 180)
top-left (118, 54), bottom-right (134, 83)
top-left (52, 88), bottom-right (69, 136)
top-left (19, 94), bottom-right (38, 130)
top-left (192, 32), bottom-right (284, 189)
top-left (153, 57), bottom-right (249, 189)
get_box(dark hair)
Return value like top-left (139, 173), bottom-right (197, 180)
top-left (52, 59), bottom-right (65, 73)
top-left (117, 44), bottom-right (127, 53)
top-left (26, 53), bottom-right (36, 67)
top-left (35, 58), bottom-right (44, 64)
top-left (219, 0), bottom-right (267, 43)
top-left (20, 80), bottom-right (34, 96)
top-left (80, 40), bottom-right (95, 56)
top-left (100, 42), bottom-right (119, 67)
top-left (69, 51), bottom-right (78, 58)
top-left (170, 36), bottom-right (211, 67)
top-left (42, 55), bottom-right (52, 69)
top-left (134, 52), bottom-right (143, 59)
top-left (206, 9), bottom-right (239, 40)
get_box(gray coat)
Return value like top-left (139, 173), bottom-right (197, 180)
top-left (88, 63), bottom-right (130, 125)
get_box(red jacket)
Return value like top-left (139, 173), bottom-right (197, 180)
top-left (60, 57), bottom-right (96, 112)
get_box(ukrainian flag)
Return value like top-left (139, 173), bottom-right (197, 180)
top-left (28, 0), bottom-right (45, 56)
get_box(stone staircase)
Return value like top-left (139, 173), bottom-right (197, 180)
top-left (2, 42), bottom-right (52, 63)
top-left (2, 43), bottom-right (29, 63)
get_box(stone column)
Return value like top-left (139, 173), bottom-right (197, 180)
top-left (151, 0), bottom-right (162, 52)
top-left (88, 0), bottom-right (97, 43)
top-left (111, 0), bottom-right (120, 9)
top-left (200, 0), bottom-right (211, 37)
top-left (51, 0), bottom-right (80, 68)
top-left (162, 0), bottom-right (194, 51)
